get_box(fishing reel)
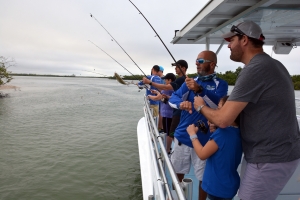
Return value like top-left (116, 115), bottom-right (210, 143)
top-left (161, 97), bottom-right (169, 104)
top-left (194, 120), bottom-right (208, 134)
top-left (137, 85), bottom-right (147, 92)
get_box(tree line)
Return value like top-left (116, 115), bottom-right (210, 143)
top-left (0, 56), bottom-right (13, 85)
top-left (111, 67), bottom-right (300, 90)
top-left (1, 56), bottom-right (300, 90)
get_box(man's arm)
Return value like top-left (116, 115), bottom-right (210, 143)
top-left (168, 83), bottom-right (189, 109)
top-left (142, 77), bottom-right (173, 90)
top-left (194, 97), bottom-right (247, 128)
top-left (187, 78), bottom-right (228, 106)
top-left (138, 75), bottom-right (151, 86)
top-left (148, 90), bottom-right (162, 101)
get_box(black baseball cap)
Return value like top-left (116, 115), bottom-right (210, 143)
top-left (171, 59), bottom-right (188, 69)
top-left (161, 73), bottom-right (176, 81)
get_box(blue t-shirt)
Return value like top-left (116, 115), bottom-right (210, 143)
top-left (168, 77), bottom-right (228, 147)
top-left (138, 75), bottom-right (161, 105)
top-left (202, 126), bottom-right (243, 198)
top-left (170, 76), bottom-right (185, 91)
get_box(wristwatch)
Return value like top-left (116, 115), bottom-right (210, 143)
top-left (190, 134), bottom-right (198, 142)
top-left (196, 105), bottom-right (205, 113)
top-left (149, 81), bottom-right (152, 85)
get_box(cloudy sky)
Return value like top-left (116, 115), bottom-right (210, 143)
top-left (1, 0), bottom-right (300, 77)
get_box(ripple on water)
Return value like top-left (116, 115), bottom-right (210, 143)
top-left (0, 77), bottom-right (143, 200)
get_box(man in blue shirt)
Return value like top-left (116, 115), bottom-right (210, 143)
top-left (169, 51), bottom-right (228, 200)
top-left (138, 65), bottom-right (162, 117)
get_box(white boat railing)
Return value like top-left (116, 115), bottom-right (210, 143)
top-left (142, 95), bottom-right (188, 200)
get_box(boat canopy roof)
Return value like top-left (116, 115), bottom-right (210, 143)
top-left (171, 0), bottom-right (300, 54)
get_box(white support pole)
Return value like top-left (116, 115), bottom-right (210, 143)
top-left (206, 37), bottom-right (210, 50)
top-left (216, 40), bottom-right (225, 55)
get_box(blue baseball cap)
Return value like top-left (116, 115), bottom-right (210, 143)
top-left (159, 66), bottom-right (164, 72)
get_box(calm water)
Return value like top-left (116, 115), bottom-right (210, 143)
top-left (0, 76), bottom-right (144, 200)
top-left (1, 77), bottom-right (300, 200)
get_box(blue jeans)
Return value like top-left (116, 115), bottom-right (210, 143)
top-left (207, 193), bottom-right (232, 200)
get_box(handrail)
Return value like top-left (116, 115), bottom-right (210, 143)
top-left (143, 105), bottom-right (167, 199)
top-left (143, 95), bottom-right (186, 200)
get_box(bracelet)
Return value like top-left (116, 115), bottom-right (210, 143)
top-left (190, 134), bottom-right (198, 142)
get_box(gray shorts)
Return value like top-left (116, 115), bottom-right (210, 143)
top-left (171, 138), bottom-right (206, 180)
top-left (238, 157), bottom-right (300, 200)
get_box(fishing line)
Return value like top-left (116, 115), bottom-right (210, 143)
top-left (82, 70), bottom-right (107, 77)
top-left (88, 40), bottom-right (140, 79)
top-left (88, 40), bottom-right (150, 91)
top-left (90, 13), bottom-right (147, 77)
top-left (128, 0), bottom-right (186, 77)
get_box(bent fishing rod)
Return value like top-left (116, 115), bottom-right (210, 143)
top-left (90, 13), bottom-right (147, 77)
top-left (88, 40), bottom-right (152, 91)
top-left (88, 40), bottom-right (140, 79)
top-left (128, 0), bottom-right (186, 77)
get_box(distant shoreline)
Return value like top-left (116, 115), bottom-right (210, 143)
top-left (10, 74), bottom-right (108, 78)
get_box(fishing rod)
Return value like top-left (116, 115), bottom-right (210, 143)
top-left (90, 13), bottom-right (147, 77)
top-left (88, 40), bottom-right (151, 91)
top-left (128, 0), bottom-right (176, 62)
top-left (128, 0), bottom-right (186, 77)
top-left (88, 40), bottom-right (141, 80)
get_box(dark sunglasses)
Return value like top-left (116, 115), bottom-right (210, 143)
top-left (195, 120), bottom-right (208, 134)
top-left (230, 25), bottom-right (246, 36)
top-left (196, 58), bottom-right (212, 64)
top-left (230, 25), bottom-right (265, 41)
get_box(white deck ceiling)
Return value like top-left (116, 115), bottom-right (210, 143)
top-left (171, 0), bottom-right (300, 47)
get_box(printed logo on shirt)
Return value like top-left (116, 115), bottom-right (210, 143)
top-left (206, 85), bottom-right (215, 90)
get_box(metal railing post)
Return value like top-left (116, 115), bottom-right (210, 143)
top-left (182, 178), bottom-right (193, 200)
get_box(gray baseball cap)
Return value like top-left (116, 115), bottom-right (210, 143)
top-left (222, 21), bottom-right (265, 42)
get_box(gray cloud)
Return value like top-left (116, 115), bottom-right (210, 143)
top-left (1, 0), bottom-right (299, 77)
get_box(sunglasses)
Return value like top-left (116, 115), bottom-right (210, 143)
top-left (195, 120), bottom-right (208, 134)
top-left (230, 25), bottom-right (265, 41)
top-left (196, 58), bottom-right (212, 64)
top-left (230, 25), bottom-right (246, 36)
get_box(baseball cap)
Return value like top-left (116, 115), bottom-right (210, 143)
top-left (159, 66), bottom-right (164, 72)
top-left (162, 73), bottom-right (176, 81)
top-left (222, 21), bottom-right (265, 42)
top-left (171, 59), bottom-right (188, 69)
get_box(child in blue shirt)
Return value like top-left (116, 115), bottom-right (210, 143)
top-left (187, 96), bottom-right (242, 200)
top-left (148, 73), bottom-right (176, 154)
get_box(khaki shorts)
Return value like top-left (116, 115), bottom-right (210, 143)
top-left (171, 138), bottom-right (206, 180)
top-left (150, 104), bottom-right (159, 117)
